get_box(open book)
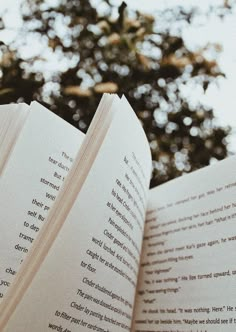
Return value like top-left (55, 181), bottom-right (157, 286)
top-left (0, 94), bottom-right (236, 332)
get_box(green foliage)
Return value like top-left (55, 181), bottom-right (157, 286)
top-left (0, 1), bottom-right (231, 186)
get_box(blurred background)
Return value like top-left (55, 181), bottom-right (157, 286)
top-left (0, 0), bottom-right (235, 187)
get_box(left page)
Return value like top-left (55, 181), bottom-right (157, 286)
top-left (0, 104), bottom-right (20, 152)
top-left (0, 102), bottom-right (84, 301)
top-left (1, 97), bottom-right (152, 332)
top-left (0, 103), bottom-right (29, 175)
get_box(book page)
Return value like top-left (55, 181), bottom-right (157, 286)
top-left (0, 104), bottom-right (19, 151)
top-left (133, 156), bottom-right (236, 332)
top-left (0, 103), bottom-right (29, 175)
top-left (2, 97), bottom-right (152, 332)
top-left (0, 102), bottom-right (84, 301)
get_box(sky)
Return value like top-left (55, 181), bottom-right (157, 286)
top-left (122, 0), bottom-right (236, 153)
top-left (0, 0), bottom-right (235, 152)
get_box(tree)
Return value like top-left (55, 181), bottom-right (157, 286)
top-left (0, 43), bottom-right (44, 104)
top-left (0, 0), bottom-right (231, 187)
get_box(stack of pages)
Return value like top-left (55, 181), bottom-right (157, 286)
top-left (0, 94), bottom-right (236, 332)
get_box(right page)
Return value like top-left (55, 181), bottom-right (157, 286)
top-left (133, 156), bottom-right (236, 332)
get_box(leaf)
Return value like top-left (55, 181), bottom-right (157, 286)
top-left (0, 88), bottom-right (14, 95)
top-left (63, 86), bottom-right (92, 97)
top-left (94, 82), bottom-right (118, 93)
